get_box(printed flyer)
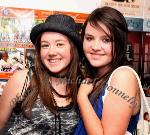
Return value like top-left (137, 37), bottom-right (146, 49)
top-left (0, 7), bottom-right (34, 48)
top-left (100, 0), bottom-right (143, 18)
top-left (0, 47), bottom-right (25, 79)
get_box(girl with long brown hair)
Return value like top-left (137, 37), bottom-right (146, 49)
top-left (74, 6), bottom-right (141, 135)
top-left (0, 14), bottom-right (82, 135)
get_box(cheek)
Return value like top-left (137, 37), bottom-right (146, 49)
top-left (69, 51), bottom-right (73, 60)
top-left (40, 50), bottom-right (47, 60)
top-left (67, 50), bottom-right (72, 62)
top-left (109, 49), bottom-right (112, 56)
top-left (109, 50), bottom-right (113, 60)
top-left (65, 45), bottom-right (72, 59)
top-left (107, 45), bottom-right (113, 55)
top-left (83, 42), bottom-right (89, 53)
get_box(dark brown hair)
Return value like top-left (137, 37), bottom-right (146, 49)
top-left (22, 33), bottom-right (80, 118)
top-left (81, 6), bottom-right (128, 101)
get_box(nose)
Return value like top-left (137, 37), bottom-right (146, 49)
top-left (48, 45), bottom-right (57, 55)
top-left (91, 39), bottom-right (102, 51)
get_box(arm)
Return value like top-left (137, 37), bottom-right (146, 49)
top-left (77, 67), bottom-right (140, 135)
top-left (0, 70), bottom-right (28, 129)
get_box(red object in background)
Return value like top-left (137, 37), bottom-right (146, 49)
top-left (143, 32), bottom-right (150, 78)
top-left (142, 32), bottom-right (150, 97)
top-left (127, 31), bottom-right (142, 75)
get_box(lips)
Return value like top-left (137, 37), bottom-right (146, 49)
top-left (48, 58), bottom-right (61, 64)
top-left (90, 53), bottom-right (105, 56)
top-left (90, 53), bottom-right (105, 58)
top-left (88, 52), bottom-right (105, 61)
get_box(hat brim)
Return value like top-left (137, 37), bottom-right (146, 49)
top-left (30, 22), bottom-right (83, 58)
top-left (31, 22), bottom-right (81, 44)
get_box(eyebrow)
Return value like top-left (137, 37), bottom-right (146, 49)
top-left (41, 41), bottom-right (48, 43)
top-left (84, 33), bottom-right (94, 36)
top-left (41, 39), bottom-right (66, 43)
top-left (55, 39), bottom-right (66, 42)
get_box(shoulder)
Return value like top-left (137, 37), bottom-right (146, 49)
top-left (113, 66), bottom-right (137, 76)
top-left (7, 69), bottom-right (29, 86)
top-left (108, 66), bottom-right (140, 95)
top-left (110, 66), bottom-right (139, 83)
top-left (0, 69), bottom-right (30, 111)
top-left (2, 69), bottom-right (30, 98)
top-left (10, 69), bottom-right (29, 81)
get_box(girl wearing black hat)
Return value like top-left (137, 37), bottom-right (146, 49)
top-left (74, 6), bottom-right (141, 135)
top-left (0, 14), bottom-right (82, 135)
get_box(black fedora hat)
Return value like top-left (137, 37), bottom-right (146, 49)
top-left (30, 14), bottom-right (83, 56)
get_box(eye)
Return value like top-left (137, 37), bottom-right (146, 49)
top-left (84, 36), bottom-right (93, 41)
top-left (102, 37), bottom-right (111, 44)
top-left (41, 43), bottom-right (49, 48)
top-left (56, 43), bottom-right (64, 47)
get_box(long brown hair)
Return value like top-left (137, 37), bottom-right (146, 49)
top-left (81, 6), bottom-right (128, 101)
top-left (22, 33), bottom-right (81, 118)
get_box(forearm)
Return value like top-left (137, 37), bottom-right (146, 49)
top-left (77, 94), bottom-right (103, 135)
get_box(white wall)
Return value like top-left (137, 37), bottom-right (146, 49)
top-left (0, 0), bottom-right (100, 13)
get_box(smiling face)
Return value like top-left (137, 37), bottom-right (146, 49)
top-left (83, 22), bottom-right (113, 75)
top-left (40, 32), bottom-right (72, 74)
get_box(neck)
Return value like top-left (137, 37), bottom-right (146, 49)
top-left (49, 78), bottom-right (69, 99)
top-left (49, 71), bottom-right (67, 79)
top-left (97, 66), bottom-right (111, 77)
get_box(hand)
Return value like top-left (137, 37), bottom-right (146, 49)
top-left (78, 78), bottom-right (94, 97)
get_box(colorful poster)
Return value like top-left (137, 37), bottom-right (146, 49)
top-left (0, 47), bottom-right (25, 79)
top-left (24, 48), bottom-right (35, 68)
top-left (0, 7), bottom-right (34, 48)
top-left (126, 17), bottom-right (143, 32)
top-left (100, 0), bottom-right (143, 18)
top-left (53, 11), bottom-right (88, 23)
top-left (0, 6), bottom-right (89, 80)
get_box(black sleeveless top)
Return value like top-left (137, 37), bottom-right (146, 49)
top-left (2, 99), bottom-right (79, 135)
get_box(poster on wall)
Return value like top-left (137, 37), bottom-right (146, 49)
top-left (0, 6), bottom-right (89, 81)
top-left (100, 0), bottom-right (143, 18)
top-left (0, 47), bottom-right (25, 79)
top-left (0, 7), bottom-right (34, 48)
top-left (126, 17), bottom-right (143, 32)
top-left (143, 0), bottom-right (150, 32)
top-left (24, 48), bottom-right (35, 68)
top-left (53, 11), bottom-right (88, 23)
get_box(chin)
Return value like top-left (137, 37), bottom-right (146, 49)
top-left (89, 62), bottom-right (103, 67)
top-left (49, 70), bottom-right (62, 74)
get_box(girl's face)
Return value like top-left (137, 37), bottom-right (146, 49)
top-left (83, 22), bottom-right (113, 75)
top-left (40, 32), bottom-right (72, 74)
